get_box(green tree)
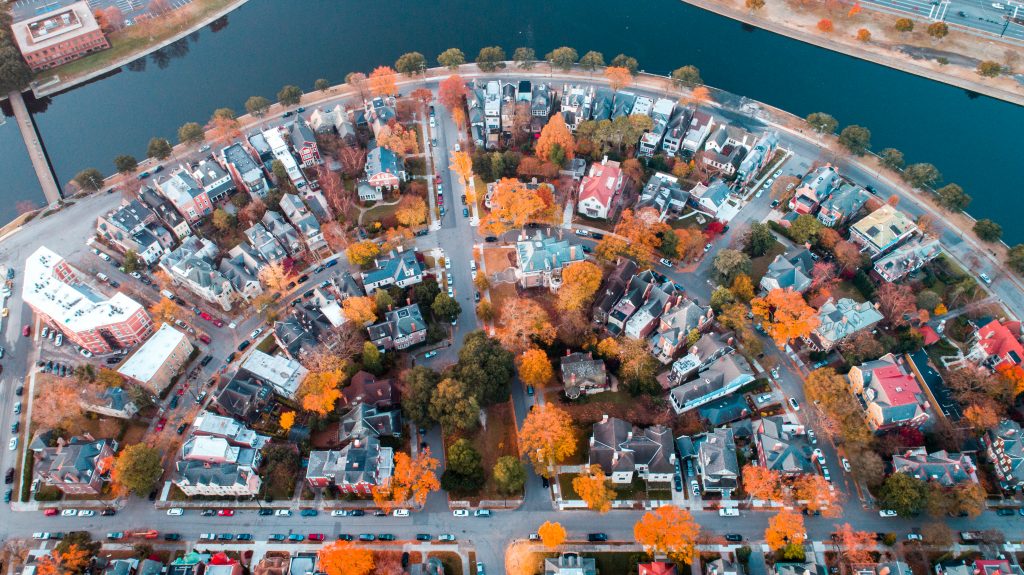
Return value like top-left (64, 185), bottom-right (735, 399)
top-left (546, 46), bottom-right (579, 71)
top-left (429, 378), bottom-right (479, 432)
top-left (790, 214), bottom-right (823, 244)
top-left (710, 286), bottom-right (735, 313)
top-left (395, 51), bottom-right (427, 76)
top-left (414, 282), bottom-right (442, 310)
top-left (879, 472), bottom-right (929, 516)
top-left (475, 46), bottom-right (507, 72)
top-left (805, 112), bottom-right (838, 134)
top-left (713, 249), bottom-right (752, 284)
top-left (493, 455), bottom-right (526, 494)
top-left (903, 163), bottom-right (942, 188)
top-left (973, 219), bottom-right (1002, 242)
top-left (578, 50), bottom-right (605, 71)
top-left (245, 95), bottom-right (271, 117)
top-left (455, 331), bottom-right (515, 406)
top-left (935, 183), bottom-right (971, 212)
top-left (437, 48), bottom-right (466, 70)
top-left (212, 208), bottom-right (234, 232)
top-left (177, 122), bottom-right (205, 145)
top-left (441, 439), bottom-right (485, 493)
top-left (0, 42), bottom-right (33, 94)
top-left (977, 60), bottom-right (1002, 77)
top-left (147, 137), bottom-right (173, 160)
top-left (838, 125), bottom-right (872, 155)
top-left (432, 293), bottom-right (462, 322)
top-left (879, 148), bottom-right (905, 171)
top-left (894, 17), bottom-right (914, 32)
top-left (113, 155), bottom-right (138, 175)
top-left (671, 65), bottom-right (702, 87)
top-left (746, 222), bottom-right (775, 257)
top-left (374, 289), bottom-right (394, 314)
top-left (927, 21), bottom-right (949, 38)
top-left (1009, 244), bottom-right (1024, 274)
top-left (73, 168), bottom-right (105, 191)
top-left (610, 53), bottom-right (639, 74)
top-left (277, 84), bottom-right (303, 107)
top-left (362, 341), bottom-right (383, 374)
top-left (314, 78), bottom-right (330, 92)
top-left (271, 159), bottom-right (289, 183)
top-left (513, 47), bottom-right (536, 69)
top-left (401, 367), bottom-right (440, 426)
top-left (111, 444), bottom-right (163, 496)
top-left (122, 250), bottom-right (141, 274)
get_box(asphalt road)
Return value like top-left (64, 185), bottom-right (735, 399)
top-left (858, 0), bottom-right (1024, 42)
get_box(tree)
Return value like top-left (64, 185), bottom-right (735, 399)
top-left (372, 449), bottom-right (440, 512)
top-left (513, 47), bottom-right (536, 69)
top-left (442, 438), bottom-right (484, 493)
top-left (594, 208), bottom-right (669, 267)
top-left (856, 28), bottom-right (872, 41)
top-left (617, 337), bottom-right (660, 395)
top-left (578, 50), bottom-right (605, 71)
top-left (73, 168), bottom-right (105, 192)
top-left (609, 53), bottom-right (639, 74)
top-left (558, 261), bottom-right (603, 312)
top-left (746, 222), bottom-right (776, 257)
top-left (538, 521), bottom-right (567, 548)
top-left (903, 163), bottom-right (942, 188)
top-left (493, 455), bottom-right (526, 494)
top-left (599, 63), bottom-right (634, 90)
top-left (400, 367), bottom-right (439, 426)
top-left (545, 46), bottom-right (578, 71)
top-left (497, 297), bottom-right (556, 353)
top-left (805, 112), bottom-right (839, 134)
top-left (429, 378), bottom-right (479, 432)
top-left (518, 348), bottom-right (553, 387)
top-left (472, 45), bottom-right (506, 71)
top-left (362, 341), bottom-right (382, 374)
top-left (834, 524), bottom-right (876, 565)
top-left (95, 368), bottom-right (123, 388)
top-left (149, 297), bottom-right (182, 325)
top-left (536, 113), bottom-right (576, 163)
top-left (921, 522), bottom-right (953, 547)
top-left (971, 218), bottom-right (1002, 242)
top-left (794, 474), bottom-right (839, 516)
top-left (279, 411), bottom-right (295, 432)
top-left (713, 249), bottom-right (752, 284)
top-left (573, 465), bottom-right (615, 513)
top-left (113, 155), bottom-right (138, 175)
top-left (789, 214), bottom-right (823, 244)
top-left (211, 208), bottom-right (235, 232)
top-left (671, 65), bottom-right (702, 87)
top-left (37, 544), bottom-right (92, 575)
top-left (879, 472), bottom-right (929, 516)
top-left (926, 21), bottom-right (949, 38)
top-left (834, 241), bottom-right (863, 272)
top-left (978, 60), bottom-right (1003, 77)
top-left (257, 261), bottom-right (290, 293)
top-left (878, 147), bottom-right (905, 171)
top-left (438, 74), bottom-right (468, 114)
top-left (436, 47), bottom-right (466, 70)
top-left (1010, 245), bottom-right (1024, 274)
top-left (746, 0), bottom-right (766, 8)
top-left (838, 125), bottom-right (872, 156)
top-left (368, 66), bottom-right (398, 96)
top-left (876, 282), bottom-right (916, 326)
top-left (297, 369), bottom-right (344, 415)
top-left (431, 293), bottom-right (461, 322)
top-left (348, 240), bottom-right (381, 266)
top-left (936, 183), bottom-right (971, 211)
top-left (895, 17), bottom-right (914, 32)
top-left (765, 509), bottom-right (806, 551)
top-left (111, 444), bottom-right (162, 496)
top-left (519, 403), bottom-right (576, 475)
top-left (244, 95), bottom-right (271, 117)
top-left (731, 274), bottom-right (755, 304)
top-left (951, 482), bottom-right (986, 517)
top-left (394, 195), bottom-right (428, 228)
top-left (276, 84), bottom-right (303, 107)
top-left (177, 122), bottom-right (204, 146)
top-left (817, 18), bottom-right (834, 32)
top-left (455, 331), bottom-right (515, 405)
top-left (146, 137), bottom-right (172, 160)
top-left (449, 150), bottom-right (473, 186)
top-left (208, 110), bottom-right (241, 144)
top-left (752, 289), bottom-right (820, 345)
top-left (377, 122), bottom-right (419, 155)
top-left (963, 402), bottom-right (1000, 432)
top-left (395, 51), bottom-right (426, 76)
top-left (319, 540), bottom-right (374, 575)
top-left (742, 464), bottom-right (784, 502)
top-left (839, 329), bottom-right (885, 363)
top-left (634, 505), bottom-right (701, 563)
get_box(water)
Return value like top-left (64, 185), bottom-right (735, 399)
top-left (2, 0), bottom-right (1022, 241)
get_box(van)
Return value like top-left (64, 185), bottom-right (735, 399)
top-left (474, 509), bottom-right (491, 517)
top-left (160, 289), bottom-right (175, 300)
top-left (275, 509), bottom-right (292, 517)
top-left (96, 272), bottom-right (109, 282)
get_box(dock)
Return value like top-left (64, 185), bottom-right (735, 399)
top-left (7, 90), bottom-right (62, 205)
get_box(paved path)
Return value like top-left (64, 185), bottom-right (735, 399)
top-left (7, 91), bottom-right (61, 205)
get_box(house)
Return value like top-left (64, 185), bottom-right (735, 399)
top-left (849, 204), bottom-right (918, 258)
top-left (611, 91), bottom-right (636, 119)
top-left (11, 1), bottom-right (110, 72)
top-left (789, 165), bottom-right (841, 215)
top-left (33, 435), bottom-right (116, 495)
top-left (139, 186), bottom-right (191, 240)
top-left (817, 184), bottom-right (869, 227)
top-left (984, 419), bottom-right (1024, 491)
top-left (590, 88), bottom-right (613, 121)
top-left (279, 194), bottom-right (326, 253)
top-left (696, 428), bottom-right (739, 495)
top-left (934, 561), bottom-right (973, 575)
top-left (560, 158), bottom-right (587, 181)
top-left (972, 561), bottom-right (1024, 575)
top-left (638, 172), bottom-right (690, 220)
top-left (589, 415), bottom-right (676, 484)
top-left (239, 350), bottom-right (308, 399)
top-left (288, 117), bottom-right (321, 167)
top-left (262, 210), bottom-right (303, 255)
top-left (759, 248), bottom-right (814, 294)
top-left (515, 231), bottom-right (586, 291)
top-left (220, 143), bottom-right (269, 198)
top-left (699, 394), bottom-right (751, 427)
top-left (158, 161), bottom-right (235, 222)
top-left (638, 99), bottom-right (675, 157)
top-left (117, 324), bottom-right (194, 394)
top-left (631, 96), bottom-right (654, 117)
top-left (339, 402), bottom-right (402, 443)
top-left (576, 157), bottom-right (623, 220)
top-left (274, 309), bottom-right (322, 360)
top-left (262, 126), bottom-right (307, 190)
top-left (364, 96), bottom-right (397, 138)
top-left (606, 270), bottom-right (656, 335)
top-left (365, 146), bottom-right (406, 192)
top-left (873, 237), bottom-right (941, 283)
top-left (650, 298), bottom-right (714, 363)
top-left (159, 236), bottom-right (235, 311)
top-left (848, 353), bottom-right (930, 432)
top-left (306, 437), bottom-right (394, 494)
top-left (483, 80), bottom-right (502, 143)
top-left (213, 375), bottom-right (273, 421)
top-left (544, 554), bottom-right (596, 575)
top-left (689, 180), bottom-right (736, 219)
top-left (891, 447), bottom-right (977, 486)
top-left (219, 252), bottom-right (263, 302)
top-left (531, 82), bottom-right (553, 118)
top-left (774, 564), bottom-right (826, 575)
top-left (700, 125), bottom-right (754, 177)
top-left (668, 352), bottom-right (755, 414)
top-left (806, 297), bottom-right (883, 351)
top-left (243, 222), bottom-right (287, 265)
top-left (560, 351), bottom-right (609, 399)
top-left (367, 304), bottom-right (427, 350)
top-left (174, 414), bottom-right (265, 497)
top-left (95, 200), bottom-right (172, 265)
top-left (357, 180), bottom-right (382, 203)
top-left (409, 558), bottom-right (445, 575)
top-left (361, 249), bottom-right (423, 291)
top-left (80, 387), bottom-right (138, 420)
top-left (707, 559), bottom-right (741, 575)
top-left (755, 416), bottom-right (813, 475)
top-left (736, 131), bottom-right (778, 185)
top-left (640, 563), bottom-right (679, 575)
top-left (681, 110), bottom-right (715, 154)
top-left (592, 258), bottom-right (638, 325)
top-left (309, 105), bottom-right (357, 143)
top-left (624, 281), bottom-right (683, 340)
top-left (560, 84), bottom-right (594, 132)
top-left (342, 371), bottom-right (396, 409)
top-left (191, 411), bottom-right (269, 448)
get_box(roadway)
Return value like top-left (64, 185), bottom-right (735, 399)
top-left (857, 0), bottom-right (1024, 42)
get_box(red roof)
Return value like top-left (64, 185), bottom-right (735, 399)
top-left (579, 159), bottom-right (622, 209)
top-left (977, 319), bottom-right (1024, 364)
top-left (918, 325), bottom-right (940, 346)
top-left (873, 364), bottom-right (922, 406)
top-left (639, 563), bottom-right (678, 575)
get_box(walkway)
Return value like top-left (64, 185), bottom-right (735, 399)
top-left (7, 91), bottom-right (61, 205)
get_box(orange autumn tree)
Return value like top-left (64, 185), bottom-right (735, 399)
top-left (395, 195), bottom-right (428, 227)
top-left (765, 508), bottom-right (806, 551)
top-left (604, 66), bottom-right (633, 91)
top-left (480, 178), bottom-right (546, 236)
top-left (856, 28), bottom-right (872, 41)
top-left (36, 544), bottom-right (92, 575)
top-left (452, 106), bottom-right (467, 129)
top-left (996, 363), bottom-right (1024, 397)
top-left (497, 297), bottom-right (557, 353)
top-left (572, 465), bottom-right (614, 513)
top-left (372, 448), bottom-right (440, 512)
top-left (834, 523), bottom-right (875, 565)
top-left (634, 505), bottom-right (701, 563)
top-left (817, 18), bottom-right (834, 32)
top-left (297, 369), bottom-right (344, 415)
top-left (793, 474), bottom-right (839, 516)
top-left (519, 403), bottom-right (576, 475)
top-left (438, 74), bottom-right (468, 112)
top-left (318, 540), bottom-right (374, 575)
top-left (377, 123), bottom-right (419, 155)
top-left (342, 296), bottom-right (378, 324)
top-left (348, 240), bottom-right (381, 266)
top-left (537, 521), bottom-right (567, 548)
top-left (535, 113), bottom-right (575, 163)
top-left (518, 347), bottom-right (554, 387)
top-left (149, 297), bottom-right (182, 325)
top-left (557, 261), bottom-right (604, 312)
top-left (279, 411), bottom-right (296, 432)
top-left (751, 288), bottom-right (820, 345)
top-left (369, 66), bottom-right (398, 96)
top-left (450, 150), bottom-right (473, 185)
top-left (742, 464), bottom-right (785, 503)
top-left (595, 208), bottom-right (670, 267)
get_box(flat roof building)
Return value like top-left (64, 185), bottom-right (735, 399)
top-left (11, 1), bottom-right (110, 72)
top-left (239, 350), bottom-right (307, 399)
top-left (117, 324), bottom-right (194, 393)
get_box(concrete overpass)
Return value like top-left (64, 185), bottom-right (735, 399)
top-left (7, 90), bottom-right (62, 206)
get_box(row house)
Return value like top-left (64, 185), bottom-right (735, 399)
top-left (238, 350), bottom-right (308, 400)
top-left (174, 413), bottom-right (267, 497)
top-left (561, 84), bottom-right (594, 132)
top-left (365, 145), bottom-right (406, 192)
top-left (560, 351), bottom-right (609, 399)
top-left (681, 109), bottom-right (715, 154)
top-left (483, 81), bottom-right (502, 147)
top-left (848, 353), bottom-right (930, 432)
top-left (892, 447), bottom-right (977, 487)
top-left (262, 126), bottom-right (307, 190)
top-left (342, 371), bottom-right (397, 409)
top-left (589, 415), bottom-right (676, 484)
top-left (361, 249), bottom-right (423, 292)
top-left (661, 105), bottom-right (694, 156)
top-left (650, 298), bottom-right (714, 362)
top-left (262, 210), bottom-right (304, 256)
top-left (611, 91), bottom-right (637, 119)
top-left (623, 279), bottom-right (684, 340)
top-left (668, 350), bottom-right (754, 414)
top-left (760, 248), bottom-right (814, 294)
top-left (275, 303), bottom-right (334, 359)
top-left (789, 165), bottom-right (842, 215)
top-left (500, 81), bottom-right (517, 135)
top-left (220, 143), bottom-right (269, 199)
top-left (606, 269), bottom-right (657, 335)
top-left (696, 427), bottom-right (739, 495)
top-left (873, 237), bottom-right (941, 283)
top-left (700, 125), bottom-right (754, 177)
top-left (816, 183), bottom-right (869, 228)
top-left (191, 411), bottom-right (269, 449)
top-left (576, 156), bottom-right (623, 220)
top-left (218, 251), bottom-right (263, 302)
top-left (95, 200), bottom-right (173, 266)
top-left (638, 98), bottom-right (676, 157)
top-left (308, 104), bottom-right (357, 143)
top-left (849, 204), bottom-right (918, 258)
top-left (288, 117), bottom-right (321, 167)
top-left (33, 435), bottom-right (116, 495)
top-left (530, 82), bottom-right (554, 120)
top-left (638, 172), bottom-right (690, 221)
top-left (280, 194), bottom-right (327, 253)
top-left (631, 96), bottom-right (654, 117)
top-left (689, 180), bottom-right (737, 220)
top-left (591, 258), bottom-right (638, 325)
top-left (306, 437), bottom-right (394, 494)
top-left (590, 88), bottom-right (614, 121)
top-left (515, 231), bottom-right (586, 291)
top-left (156, 162), bottom-right (235, 223)
top-left (806, 297), bottom-right (883, 351)
top-left (985, 419), bottom-right (1024, 491)
top-left (364, 96), bottom-right (397, 139)
top-left (368, 304), bottom-right (427, 351)
top-left (242, 222), bottom-right (287, 266)
top-left (666, 332), bottom-right (736, 387)
top-left (159, 236), bottom-right (235, 311)
top-left (735, 131), bottom-right (778, 186)
top-left (140, 186), bottom-right (191, 241)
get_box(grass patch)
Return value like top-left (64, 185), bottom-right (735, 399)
top-left (831, 280), bottom-right (866, 302)
top-left (446, 401), bottom-right (521, 501)
top-left (572, 213), bottom-right (616, 232)
top-left (362, 201), bottom-right (401, 225)
top-left (256, 335), bottom-right (278, 354)
top-left (558, 473), bottom-right (582, 500)
top-left (482, 247), bottom-right (516, 275)
top-left (748, 241), bottom-right (787, 286)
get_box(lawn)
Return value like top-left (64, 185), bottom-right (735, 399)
top-left (488, 282), bottom-right (518, 315)
top-left (446, 401), bottom-right (521, 502)
top-left (831, 280), bottom-right (866, 302)
top-left (748, 241), bottom-right (787, 285)
top-left (362, 201), bottom-right (401, 225)
top-left (558, 473), bottom-right (582, 500)
top-left (573, 213), bottom-right (617, 232)
top-left (482, 247), bottom-right (516, 276)
top-left (429, 552), bottom-right (463, 575)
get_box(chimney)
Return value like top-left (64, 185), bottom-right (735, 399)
top-left (601, 414), bottom-right (609, 424)
top-left (612, 452), bottom-right (619, 465)
top-left (589, 436), bottom-right (595, 447)
top-left (602, 155), bottom-right (608, 166)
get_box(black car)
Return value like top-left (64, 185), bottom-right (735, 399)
top-left (237, 340), bottom-right (251, 352)
top-left (15, 386), bottom-right (23, 396)
top-left (587, 533), bottom-right (608, 542)
top-left (176, 423), bottom-right (188, 435)
top-left (5, 468), bottom-right (15, 484)
top-left (105, 357), bottom-right (121, 365)
top-left (541, 477), bottom-right (549, 488)
top-left (200, 355), bottom-right (213, 366)
top-left (724, 534), bottom-right (743, 542)
top-left (163, 533), bottom-right (181, 541)
top-left (297, 274), bottom-right (310, 284)
top-left (996, 508), bottom-right (1015, 516)
top-left (461, 195), bottom-right (467, 205)
top-left (349, 509), bottom-right (365, 517)
top-left (415, 534), bottom-right (432, 541)
top-left (378, 534), bottom-right (396, 541)
top-left (169, 396), bottom-right (179, 409)
top-left (101, 508), bottom-right (116, 516)
top-left (217, 534), bottom-right (234, 541)
top-left (591, 232), bottom-right (604, 240)
top-left (336, 534), bottom-right (353, 541)
top-left (673, 475), bottom-right (683, 492)
top-left (226, 352), bottom-right (236, 363)
top-left (373, 510), bottom-right (387, 516)
top-left (485, 236), bottom-right (498, 242)
top-left (147, 490), bottom-right (157, 501)
top-left (259, 509), bottom-right (274, 516)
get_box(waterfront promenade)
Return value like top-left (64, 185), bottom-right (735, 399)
top-left (7, 90), bottom-right (61, 205)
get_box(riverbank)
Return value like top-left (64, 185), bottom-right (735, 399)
top-left (678, 0), bottom-right (1024, 106)
top-left (29, 0), bottom-right (249, 99)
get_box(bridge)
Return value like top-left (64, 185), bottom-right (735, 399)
top-left (7, 90), bottom-right (62, 206)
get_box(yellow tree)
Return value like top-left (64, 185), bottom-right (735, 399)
top-left (369, 66), bottom-right (398, 96)
top-left (279, 411), bottom-right (296, 432)
top-left (604, 66), bottom-right (633, 91)
top-left (372, 449), bottom-right (440, 512)
top-left (519, 403), bottom-right (576, 475)
top-left (518, 348), bottom-right (553, 387)
top-left (318, 540), bottom-right (374, 575)
top-left (480, 178), bottom-right (546, 236)
top-left (572, 465), bottom-right (614, 513)
top-left (342, 296), bottom-right (378, 324)
top-left (377, 123), bottom-right (419, 155)
top-left (537, 521), bottom-right (567, 548)
top-left (731, 274), bottom-right (755, 303)
top-left (259, 261), bottom-right (291, 293)
top-left (793, 474), bottom-right (839, 516)
top-left (535, 113), bottom-right (575, 163)
top-left (298, 369), bottom-right (344, 415)
top-left (634, 505), bottom-right (701, 563)
top-left (348, 240), bottom-right (381, 266)
top-left (765, 509), bottom-right (806, 551)
top-left (450, 150), bottom-right (473, 185)
top-left (395, 195), bottom-right (428, 227)
top-left (597, 336), bottom-right (620, 359)
top-left (595, 208), bottom-right (669, 267)
top-left (557, 261), bottom-right (604, 312)
top-left (498, 297), bottom-right (557, 353)
top-left (149, 297), bottom-right (181, 325)
top-left (742, 464), bottom-right (785, 503)
top-left (751, 288), bottom-right (820, 345)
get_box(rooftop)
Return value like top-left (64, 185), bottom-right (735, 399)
top-left (117, 324), bottom-right (188, 383)
top-left (12, 1), bottom-right (100, 50)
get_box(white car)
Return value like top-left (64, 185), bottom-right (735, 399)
top-left (330, 510), bottom-right (347, 517)
top-left (99, 253), bottom-right (111, 261)
top-left (703, 243), bottom-right (712, 252)
top-left (470, 260), bottom-right (477, 271)
top-left (452, 510), bottom-right (470, 517)
top-left (658, 258), bottom-right (674, 268)
top-left (788, 397), bottom-right (800, 411)
top-left (77, 510), bottom-right (94, 517)
top-left (690, 480), bottom-right (700, 496)
top-left (446, 274), bottom-right (453, 286)
top-left (756, 393), bottom-right (773, 404)
top-left (879, 509), bottom-right (898, 517)
top-left (8, 438), bottom-right (17, 451)
top-left (130, 272), bottom-right (142, 279)
top-left (79, 348), bottom-right (93, 358)
top-left (275, 509), bottom-right (292, 516)
top-left (841, 457), bottom-right (852, 472)
top-left (980, 272), bottom-right (992, 285)
top-left (906, 533), bottom-right (923, 541)
top-left (807, 429), bottom-right (817, 444)
top-left (55, 333), bottom-right (63, 347)
top-left (447, 286), bottom-right (454, 297)
top-left (393, 509), bottom-right (409, 517)
top-left (770, 368), bottom-right (779, 379)
top-left (167, 508), bottom-right (184, 516)
top-left (444, 258), bottom-right (452, 270)
top-left (718, 508), bottom-right (740, 517)
top-left (763, 178), bottom-right (774, 188)
top-left (773, 170), bottom-right (783, 178)
top-left (249, 328), bottom-right (263, 339)
top-left (61, 509), bottom-right (78, 517)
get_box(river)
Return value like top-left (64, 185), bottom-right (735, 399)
top-left (1, 0), bottom-right (1021, 241)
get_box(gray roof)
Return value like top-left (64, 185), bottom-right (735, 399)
top-left (698, 394), bottom-right (751, 426)
top-left (668, 353), bottom-right (754, 410)
top-left (697, 428), bottom-right (739, 491)
top-left (219, 253), bottom-right (260, 293)
top-left (590, 417), bottom-right (675, 476)
top-left (339, 402), bottom-right (402, 442)
top-left (176, 459), bottom-right (255, 489)
top-left (244, 222), bottom-right (287, 263)
top-left (775, 564), bottom-right (826, 575)
top-left (279, 194), bottom-right (321, 240)
top-left (761, 248), bottom-right (814, 293)
top-left (560, 351), bottom-right (607, 398)
top-left (160, 236), bottom-right (232, 299)
top-left (104, 200), bottom-right (154, 234)
top-left (222, 143), bottom-right (262, 182)
top-left (737, 131), bottom-right (778, 177)
top-left (215, 375), bottom-right (272, 420)
top-left (366, 146), bottom-right (403, 179)
top-left (814, 298), bottom-right (884, 347)
top-left (361, 250), bottom-right (422, 288)
top-left (638, 172), bottom-right (689, 217)
top-left (516, 231), bottom-right (586, 274)
top-left (592, 258), bottom-right (638, 319)
top-left (289, 117), bottom-right (316, 148)
top-left (756, 416), bottom-right (813, 474)
top-left (987, 419), bottom-right (1024, 485)
top-left (139, 186), bottom-right (186, 229)
top-left (368, 303), bottom-right (426, 345)
top-left (892, 448), bottom-right (977, 486)
top-left (34, 436), bottom-right (113, 486)
top-left (819, 183), bottom-right (869, 221)
top-left (611, 91), bottom-right (636, 119)
top-left (307, 438), bottom-right (393, 487)
top-left (544, 554), bottom-right (597, 575)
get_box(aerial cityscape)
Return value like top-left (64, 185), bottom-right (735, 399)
top-left (1, 0), bottom-right (1024, 574)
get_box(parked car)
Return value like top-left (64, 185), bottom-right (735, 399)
top-left (416, 534), bottom-right (432, 541)
top-left (452, 510), bottom-right (469, 517)
top-left (788, 398), bottom-right (800, 411)
top-left (377, 534), bottom-right (396, 541)
top-left (474, 509), bottom-right (491, 517)
top-left (217, 509), bottom-right (234, 516)
top-left (725, 534), bottom-right (743, 542)
top-left (879, 509), bottom-right (897, 517)
top-left (587, 533), bottom-right (608, 542)
top-left (267, 534), bottom-right (286, 541)
top-left (719, 508), bottom-right (740, 517)
top-left (439, 534), bottom-right (456, 542)
top-left (308, 533), bottom-right (325, 542)
top-left (163, 534), bottom-right (181, 541)
top-left (300, 509), bottom-right (318, 517)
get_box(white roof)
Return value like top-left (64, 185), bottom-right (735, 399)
top-left (184, 436), bottom-right (238, 462)
top-left (240, 350), bottom-right (308, 397)
top-left (22, 246), bottom-right (147, 334)
top-left (117, 324), bottom-right (189, 383)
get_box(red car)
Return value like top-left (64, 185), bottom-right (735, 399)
top-left (199, 334), bottom-right (211, 344)
top-left (217, 509), bottom-right (234, 517)
top-left (212, 319), bottom-right (224, 328)
top-left (434, 174), bottom-right (441, 185)
top-left (22, 325), bottom-right (30, 337)
top-left (176, 387), bottom-right (186, 396)
top-left (44, 508), bottom-right (58, 516)
top-left (155, 417), bottom-right (167, 431)
top-left (308, 533), bottom-right (325, 542)
top-left (200, 312), bottom-right (213, 321)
